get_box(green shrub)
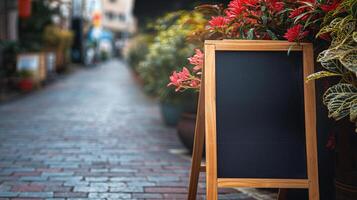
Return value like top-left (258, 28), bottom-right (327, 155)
top-left (137, 11), bottom-right (206, 104)
top-left (126, 34), bottom-right (153, 73)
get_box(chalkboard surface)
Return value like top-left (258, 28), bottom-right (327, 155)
top-left (216, 51), bottom-right (307, 179)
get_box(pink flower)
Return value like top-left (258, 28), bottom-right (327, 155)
top-left (208, 16), bottom-right (229, 30)
top-left (188, 49), bottom-right (204, 71)
top-left (190, 79), bottom-right (200, 88)
top-left (168, 67), bottom-right (190, 87)
top-left (168, 67), bottom-right (201, 92)
top-left (284, 24), bottom-right (309, 42)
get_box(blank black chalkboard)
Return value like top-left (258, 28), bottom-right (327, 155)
top-left (215, 51), bottom-right (307, 179)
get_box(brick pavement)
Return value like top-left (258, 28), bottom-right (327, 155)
top-left (0, 60), bottom-right (260, 200)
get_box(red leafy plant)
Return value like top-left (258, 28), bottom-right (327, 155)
top-left (168, 0), bottom-right (342, 92)
top-left (168, 49), bottom-right (203, 91)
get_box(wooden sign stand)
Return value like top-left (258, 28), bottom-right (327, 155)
top-left (187, 40), bottom-right (320, 200)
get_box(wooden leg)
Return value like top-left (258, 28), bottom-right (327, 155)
top-left (187, 91), bottom-right (205, 200)
top-left (309, 182), bottom-right (320, 200)
top-left (277, 189), bottom-right (288, 200)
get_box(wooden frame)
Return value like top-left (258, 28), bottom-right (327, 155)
top-left (203, 40), bottom-right (319, 200)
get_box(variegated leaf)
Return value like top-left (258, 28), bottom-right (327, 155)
top-left (350, 99), bottom-right (357, 122)
top-left (323, 84), bottom-right (357, 120)
top-left (320, 60), bottom-right (344, 73)
top-left (306, 71), bottom-right (341, 82)
top-left (340, 49), bottom-right (357, 72)
top-left (353, 32), bottom-right (357, 42)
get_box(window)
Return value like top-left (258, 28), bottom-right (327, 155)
top-left (118, 14), bottom-right (125, 22)
top-left (105, 12), bottom-right (115, 20)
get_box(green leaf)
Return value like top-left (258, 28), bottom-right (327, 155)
top-left (350, 99), bottom-right (357, 122)
top-left (247, 28), bottom-right (255, 40)
top-left (323, 84), bottom-right (357, 120)
top-left (261, 15), bottom-right (268, 25)
top-left (261, 5), bottom-right (266, 12)
top-left (320, 60), bottom-right (344, 73)
top-left (266, 30), bottom-right (278, 40)
top-left (306, 71), bottom-right (341, 82)
top-left (287, 45), bottom-right (295, 56)
top-left (353, 32), bottom-right (357, 42)
top-left (294, 10), bottom-right (315, 24)
top-left (300, 1), bottom-right (314, 7)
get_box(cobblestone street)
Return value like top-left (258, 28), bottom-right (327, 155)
top-left (0, 60), bottom-right (257, 200)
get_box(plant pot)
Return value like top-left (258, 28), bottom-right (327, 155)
top-left (335, 120), bottom-right (357, 200)
top-left (159, 101), bottom-right (183, 126)
top-left (18, 79), bottom-right (33, 92)
top-left (177, 112), bottom-right (196, 152)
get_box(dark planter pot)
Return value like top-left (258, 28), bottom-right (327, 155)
top-left (18, 79), bottom-right (33, 92)
top-left (160, 101), bottom-right (183, 126)
top-left (335, 120), bottom-right (357, 200)
top-left (177, 112), bottom-right (196, 152)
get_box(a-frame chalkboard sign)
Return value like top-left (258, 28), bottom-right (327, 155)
top-left (187, 40), bottom-right (319, 200)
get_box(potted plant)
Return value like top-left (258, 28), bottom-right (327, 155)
top-left (306, 1), bottom-right (357, 199)
top-left (17, 70), bottom-right (34, 92)
top-left (43, 25), bottom-right (74, 72)
top-left (137, 11), bottom-right (205, 126)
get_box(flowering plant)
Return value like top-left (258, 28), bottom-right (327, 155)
top-left (168, 0), bottom-right (346, 90)
top-left (137, 11), bottom-right (206, 103)
top-left (168, 0), bottom-right (357, 130)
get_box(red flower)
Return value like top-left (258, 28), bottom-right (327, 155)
top-left (320, 0), bottom-right (341, 13)
top-left (225, 0), bottom-right (246, 19)
top-left (225, 0), bottom-right (258, 19)
top-left (284, 24), bottom-right (309, 42)
top-left (289, 7), bottom-right (306, 18)
top-left (208, 16), bottom-right (229, 30)
top-left (271, 2), bottom-right (284, 12)
top-left (188, 49), bottom-right (204, 71)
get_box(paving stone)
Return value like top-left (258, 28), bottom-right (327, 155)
top-left (42, 172), bottom-right (74, 177)
top-left (132, 193), bottom-right (163, 199)
top-left (12, 184), bottom-right (45, 192)
top-left (109, 186), bottom-right (144, 193)
top-left (88, 192), bottom-right (131, 198)
top-left (18, 192), bottom-right (53, 198)
top-left (145, 187), bottom-right (187, 193)
top-left (0, 192), bottom-right (18, 197)
top-left (84, 177), bottom-right (108, 182)
top-left (0, 185), bottom-right (11, 192)
top-left (19, 177), bottom-right (47, 182)
top-left (73, 186), bottom-right (108, 192)
top-left (53, 192), bottom-right (88, 198)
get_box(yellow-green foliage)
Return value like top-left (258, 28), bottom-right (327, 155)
top-left (125, 34), bottom-right (154, 72)
top-left (137, 11), bottom-right (206, 102)
top-left (43, 25), bottom-right (74, 51)
top-left (307, 0), bottom-right (357, 131)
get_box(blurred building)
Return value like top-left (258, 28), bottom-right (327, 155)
top-left (101, 0), bottom-right (136, 34)
top-left (100, 0), bottom-right (136, 56)
top-left (0, 0), bottom-right (18, 76)
top-left (134, 0), bottom-right (231, 27)
top-left (0, 1), bottom-right (18, 41)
